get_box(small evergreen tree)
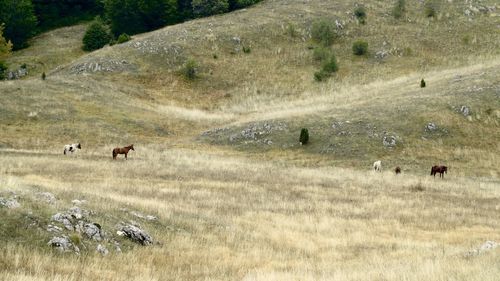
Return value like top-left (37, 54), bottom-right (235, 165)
top-left (0, 0), bottom-right (37, 49)
top-left (420, 79), bottom-right (426, 88)
top-left (182, 59), bottom-right (198, 80)
top-left (299, 128), bottom-right (309, 145)
top-left (116, 33), bottom-right (131, 44)
top-left (0, 25), bottom-right (12, 80)
top-left (41, 72), bottom-right (46, 80)
top-left (311, 19), bottom-right (336, 46)
top-left (354, 6), bottom-right (367, 24)
top-left (352, 40), bottom-right (368, 56)
top-left (392, 0), bottom-right (406, 19)
top-left (321, 54), bottom-right (338, 73)
top-left (424, 1), bottom-right (437, 17)
top-left (82, 17), bottom-right (111, 51)
top-left (192, 0), bottom-right (229, 17)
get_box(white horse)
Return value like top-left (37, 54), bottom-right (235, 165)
top-left (373, 160), bottom-right (382, 172)
top-left (64, 143), bottom-right (81, 155)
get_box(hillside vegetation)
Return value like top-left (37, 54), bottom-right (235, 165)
top-left (0, 0), bottom-right (499, 280)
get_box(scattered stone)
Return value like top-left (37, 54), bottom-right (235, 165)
top-left (6, 68), bottom-right (28, 80)
top-left (425, 122), bottom-right (437, 131)
top-left (465, 241), bottom-right (498, 257)
top-left (68, 206), bottom-right (89, 220)
top-left (51, 213), bottom-right (75, 231)
top-left (48, 236), bottom-right (80, 254)
top-left (37, 192), bottom-right (56, 205)
top-left (0, 197), bottom-right (20, 209)
top-left (119, 224), bottom-right (153, 246)
top-left (80, 222), bottom-right (104, 241)
top-left (375, 50), bottom-right (389, 60)
top-left (96, 244), bottom-right (109, 256)
top-left (460, 105), bottom-right (470, 116)
top-left (47, 224), bottom-right (63, 233)
top-left (335, 19), bottom-right (345, 29)
top-left (71, 199), bottom-right (86, 205)
top-left (382, 135), bottom-right (397, 147)
top-left (131, 211), bottom-right (158, 221)
top-left (69, 59), bottom-right (134, 74)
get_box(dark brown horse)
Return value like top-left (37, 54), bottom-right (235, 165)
top-left (113, 144), bottom-right (134, 160)
top-left (394, 166), bottom-right (401, 175)
top-left (431, 165), bottom-right (447, 178)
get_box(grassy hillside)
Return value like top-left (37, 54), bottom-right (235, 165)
top-left (0, 0), bottom-right (499, 280)
top-left (1, 147), bottom-right (499, 280)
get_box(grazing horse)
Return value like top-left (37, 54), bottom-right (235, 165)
top-left (113, 144), bottom-right (134, 160)
top-left (373, 160), bottom-right (382, 172)
top-left (64, 143), bottom-right (81, 155)
top-left (431, 165), bottom-right (447, 178)
top-left (395, 166), bottom-right (401, 175)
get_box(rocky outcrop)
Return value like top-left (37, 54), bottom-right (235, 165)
top-left (117, 224), bottom-right (153, 246)
top-left (0, 197), bottom-right (20, 209)
top-left (48, 236), bottom-right (80, 254)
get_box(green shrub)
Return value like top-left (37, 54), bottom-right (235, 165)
top-left (420, 79), bottom-right (426, 88)
top-left (286, 23), bottom-right (298, 38)
top-left (314, 70), bottom-right (328, 82)
top-left (182, 59), bottom-right (198, 80)
top-left (82, 17), bottom-right (111, 51)
top-left (242, 46), bottom-right (251, 53)
top-left (354, 6), bottom-right (366, 24)
top-left (313, 46), bottom-right (330, 62)
top-left (229, 0), bottom-right (261, 9)
top-left (116, 33), bottom-right (131, 44)
top-left (352, 40), bottom-right (368, 56)
top-left (213, 53), bottom-right (218, 59)
top-left (392, 0), bottom-right (406, 19)
top-left (192, 0), bottom-right (229, 17)
top-left (311, 19), bottom-right (336, 46)
top-left (41, 72), bottom-right (46, 80)
top-left (424, 1), bottom-right (437, 17)
top-left (0, 61), bottom-right (8, 80)
top-left (299, 128), bottom-right (309, 145)
top-left (321, 54), bottom-right (338, 73)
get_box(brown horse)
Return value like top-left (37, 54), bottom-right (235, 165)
top-left (394, 166), bottom-right (401, 175)
top-left (113, 144), bottom-right (134, 160)
top-left (431, 165), bottom-right (447, 178)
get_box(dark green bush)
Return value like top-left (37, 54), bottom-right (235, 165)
top-left (116, 33), bottom-right (131, 44)
top-left (311, 19), bottom-right (336, 46)
top-left (299, 128), bottom-right (309, 145)
top-left (392, 0), bottom-right (406, 19)
top-left (424, 1), bottom-right (437, 17)
top-left (314, 70), bottom-right (328, 82)
top-left (313, 46), bottom-right (330, 62)
top-left (182, 59), bottom-right (198, 80)
top-left (0, 61), bottom-right (8, 80)
top-left (229, 0), bottom-right (261, 9)
top-left (242, 46), bottom-right (251, 53)
top-left (420, 79), bottom-right (426, 88)
top-left (352, 40), bottom-right (368, 56)
top-left (192, 0), bottom-right (229, 17)
top-left (82, 17), bottom-right (111, 51)
top-left (321, 54), bottom-right (338, 73)
top-left (41, 72), bottom-right (46, 80)
top-left (354, 6), bottom-right (366, 24)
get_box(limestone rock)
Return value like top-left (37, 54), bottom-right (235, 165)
top-left (119, 224), bottom-right (153, 246)
top-left (0, 197), bottom-right (20, 209)
top-left (48, 236), bottom-right (80, 254)
top-left (97, 244), bottom-right (109, 256)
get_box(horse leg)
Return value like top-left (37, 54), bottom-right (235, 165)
top-left (125, 153), bottom-right (127, 160)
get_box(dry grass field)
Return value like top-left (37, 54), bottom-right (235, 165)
top-left (1, 0), bottom-right (499, 280)
top-left (1, 147), bottom-right (499, 280)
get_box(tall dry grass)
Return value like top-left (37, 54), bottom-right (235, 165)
top-left (1, 146), bottom-right (499, 280)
